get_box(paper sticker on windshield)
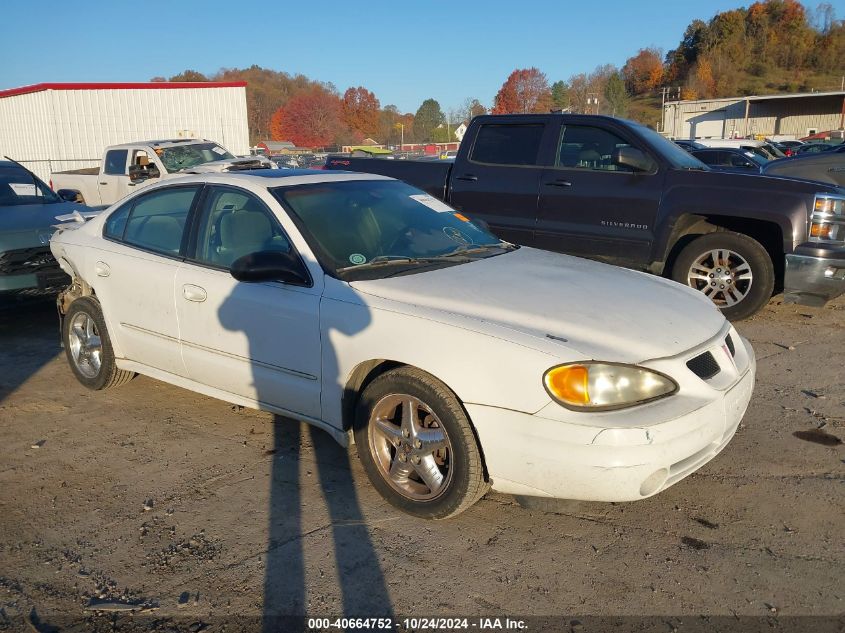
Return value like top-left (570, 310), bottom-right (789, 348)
top-left (9, 183), bottom-right (37, 196)
top-left (409, 194), bottom-right (453, 213)
top-left (211, 146), bottom-right (227, 155)
top-left (348, 253), bottom-right (367, 265)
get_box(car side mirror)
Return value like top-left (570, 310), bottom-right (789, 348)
top-left (613, 147), bottom-right (654, 172)
top-left (56, 189), bottom-right (80, 202)
top-left (230, 250), bottom-right (310, 286)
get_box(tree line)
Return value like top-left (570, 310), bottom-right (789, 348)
top-left (156, 1), bottom-right (844, 146)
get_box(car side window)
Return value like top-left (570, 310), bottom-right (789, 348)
top-left (191, 186), bottom-right (292, 270)
top-left (104, 150), bottom-right (128, 176)
top-left (120, 186), bottom-right (199, 256)
top-left (103, 200), bottom-right (132, 239)
top-left (470, 124), bottom-right (544, 166)
top-left (556, 125), bottom-right (639, 172)
top-left (730, 154), bottom-right (753, 168)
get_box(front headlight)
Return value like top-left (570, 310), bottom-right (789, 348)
top-left (810, 194), bottom-right (845, 243)
top-left (543, 363), bottom-right (678, 411)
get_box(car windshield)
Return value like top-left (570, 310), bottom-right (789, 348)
top-left (632, 123), bottom-right (709, 170)
top-left (156, 142), bottom-right (235, 172)
top-left (272, 179), bottom-right (511, 280)
top-left (0, 166), bottom-right (60, 206)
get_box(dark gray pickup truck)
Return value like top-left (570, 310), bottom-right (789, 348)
top-left (326, 114), bottom-right (845, 320)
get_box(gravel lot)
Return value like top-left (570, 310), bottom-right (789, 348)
top-left (0, 293), bottom-right (843, 632)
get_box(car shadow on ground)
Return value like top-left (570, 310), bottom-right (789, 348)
top-left (0, 293), bottom-right (61, 405)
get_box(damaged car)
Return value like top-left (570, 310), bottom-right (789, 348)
top-left (0, 159), bottom-right (94, 293)
top-left (50, 170), bottom-right (756, 518)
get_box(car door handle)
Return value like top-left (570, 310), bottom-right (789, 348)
top-left (544, 179), bottom-right (572, 187)
top-left (182, 284), bottom-right (207, 303)
top-left (99, 182), bottom-right (108, 185)
top-left (455, 174), bottom-right (478, 182)
top-left (94, 261), bottom-right (110, 277)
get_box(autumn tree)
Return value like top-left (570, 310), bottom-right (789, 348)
top-left (269, 86), bottom-right (345, 148)
top-left (622, 48), bottom-right (664, 95)
top-left (492, 68), bottom-right (552, 114)
top-left (342, 86), bottom-right (381, 140)
top-left (168, 70), bottom-right (209, 82)
top-left (414, 99), bottom-right (445, 142)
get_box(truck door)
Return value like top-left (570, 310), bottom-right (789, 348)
top-left (448, 121), bottom-right (552, 246)
top-left (98, 149), bottom-right (131, 205)
top-left (535, 121), bottom-right (664, 269)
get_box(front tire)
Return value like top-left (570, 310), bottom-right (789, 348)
top-left (353, 367), bottom-right (488, 519)
top-left (671, 231), bottom-right (775, 321)
top-left (63, 297), bottom-right (134, 390)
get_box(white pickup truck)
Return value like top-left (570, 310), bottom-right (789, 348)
top-left (51, 139), bottom-right (274, 206)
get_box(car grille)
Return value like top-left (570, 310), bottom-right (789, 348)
top-left (686, 351), bottom-right (721, 380)
top-left (0, 246), bottom-right (58, 275)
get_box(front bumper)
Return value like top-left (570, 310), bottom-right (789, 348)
top-left (0, 268), bottom-right (70, 292)
top-left (467, 330), bottom-right (756, 502)
top-left (784, 244), bottom-right (845, 307)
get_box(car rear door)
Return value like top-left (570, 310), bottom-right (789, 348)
top-left (448, 119), bottom-right (555, 246)
top-left (534, 119), bottom-right (664, 269)
top-left (95, 184), bottom-right (201, 375)
top-left (174, 184), bottom-right (322, 419)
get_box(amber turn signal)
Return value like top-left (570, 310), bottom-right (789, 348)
top-left (544, 365), bottom-right (589, 406)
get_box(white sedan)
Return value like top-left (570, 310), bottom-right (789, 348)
top-left (50, 170), bottom-right (755, 519)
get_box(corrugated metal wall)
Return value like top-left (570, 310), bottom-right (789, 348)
top-left (663, 95), bottom-right (845, 140)
top-left (0, 86), bottom-right (249, 181)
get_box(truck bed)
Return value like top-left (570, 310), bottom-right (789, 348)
top-left (324, 156), bottom-right (451, 200)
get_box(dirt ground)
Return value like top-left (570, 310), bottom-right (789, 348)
top-left (0, 293), bottom-right (843, 633)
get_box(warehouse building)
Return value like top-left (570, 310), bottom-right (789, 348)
top-left (662, 90), bottom-right (845, 140)
top-left (0, 82), bottom-right (250, 181)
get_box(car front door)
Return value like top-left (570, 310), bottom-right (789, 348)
top-left (448, 120), bottom-right (552, 246)
top-left (98, 149), bottom-right (132, 205)
top-left (95, 184), bottom-right (201, 375)
top-left (534, 121), bottom-right (665, 269)
top-left (174, 185), bottom-right (322, 419)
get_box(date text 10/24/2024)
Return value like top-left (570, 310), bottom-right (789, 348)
top-left (307, 618), bottom-right (527, 630)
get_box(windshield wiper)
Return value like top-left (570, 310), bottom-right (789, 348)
top-left (440, 243), bottom-right (518, 258)
top-left (337, 255), bottom-right (458, 273)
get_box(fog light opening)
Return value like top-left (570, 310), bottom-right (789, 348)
top-left (639, 468), bottom-right (669, 497)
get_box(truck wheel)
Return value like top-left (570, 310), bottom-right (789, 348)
top-left (671, 231), bottom-right (774, 321)
top-left (63, 297), bottom-right (134, 390)
top-left (353, 367), bottom-right (489, 519)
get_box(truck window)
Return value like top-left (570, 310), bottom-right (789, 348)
top-left (104, 150), bottom-right (128, 176)
top-left (470, 124), bottom-right (544, 166)
top-left (556, 125), bottom-right (637, 172)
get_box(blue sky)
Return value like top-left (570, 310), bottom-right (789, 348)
top-left (1, 0), bottom-right (842, 113)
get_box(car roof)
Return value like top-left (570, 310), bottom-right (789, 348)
top-left (165, 168), bottom-right (395, 188)
top-left (106, 139), bottom-right (217, 150)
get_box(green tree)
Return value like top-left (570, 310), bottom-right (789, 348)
top-left (603, 72), bottom-right (629, 117)
top-left (414, 98), bottom-right (445, 142)
top-left (551, 81), bottom-right (569, 110)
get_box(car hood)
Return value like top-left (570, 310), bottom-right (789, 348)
top-left (0, 201), bottom-right (91, 250)
top-left (350, 247), bottom-right (725, 364)
top-left (178, 156), bottom-right (275, 174)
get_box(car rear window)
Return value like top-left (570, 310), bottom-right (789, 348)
top-left (470, 124), bottom-right (544, 166)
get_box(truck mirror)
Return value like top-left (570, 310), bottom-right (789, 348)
top-left (613, 147), bottom-right (654, 173)
top-left (129, 164), bottom-right (160, 182)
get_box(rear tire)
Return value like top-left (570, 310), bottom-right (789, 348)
top-left (671, 231), bottom-right (774, 321)
top-left (353, 367), bottom-right (488, 519)
top-left (63, 297), bottom-right (134, 390)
